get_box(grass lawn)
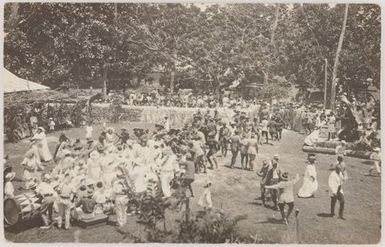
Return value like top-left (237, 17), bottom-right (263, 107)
top-left (3, 122), bottom-right (382, 244)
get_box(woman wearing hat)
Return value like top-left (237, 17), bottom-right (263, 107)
top-left (22, 148), bottom-right (42, 187)
top-left (265, 172), bottom-right (300, 225)
top-left (32, 127), bottom-right (52, 162)
top-left (4, 172), bottom-right (16, 198)
top-left (298, 154), bottom-right (318, 198)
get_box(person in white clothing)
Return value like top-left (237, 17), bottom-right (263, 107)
top-left (328, 164), bottom-right (346, 219)
top-left (159, 147), bottom-right (180, 198)
top-left (298, 153), bottom-right (318, 198)
top-left (198, 179), bottom-right (213, 210)
top-left (4, 172), bottom-right (16, 198)
top-left (85, 123), bottom-right (93, 140)
top-left (32, 127), bottom-right (52, 162)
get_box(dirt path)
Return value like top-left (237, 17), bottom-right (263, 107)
top-left (4, 127), bottom-right (381, 243)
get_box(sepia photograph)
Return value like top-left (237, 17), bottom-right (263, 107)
top-left (2, 2), bottom-right (382, 244)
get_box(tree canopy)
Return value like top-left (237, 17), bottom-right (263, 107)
top-left (4, 3), bottom-right (381, 97)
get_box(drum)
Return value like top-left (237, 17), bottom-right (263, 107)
top-left (4, 192), bottom-right (41, 227)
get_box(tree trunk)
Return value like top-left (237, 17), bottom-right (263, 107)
top-left (331, 4), bottom-right (349, 111)
top-left (9, 3), bottom-right (19, 27)
top-left (270, 4), bottom-right (280, 45)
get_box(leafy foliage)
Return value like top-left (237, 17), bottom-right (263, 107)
top-left (4, 3), bottom-right (380, 95)
top-left (177, 209), bottom-right (247, 243)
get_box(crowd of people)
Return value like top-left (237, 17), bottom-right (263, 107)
top-left (3, 89), bottom-right (381, 230)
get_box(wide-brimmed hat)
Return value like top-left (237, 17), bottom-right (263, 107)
top-left (5, 172), bottom-right (15, 181)
top-left (90, 150), bottom-right (100, 159)
top-left (74, 143), bottom-right (83, 151)
top-left (273, 154), bottom-right (279, 160)
top-left (280, 172), bottom-right (289, 181)
top-left (307, 153), bottom-right (316, 160)
top-left (26, 180), bottom-right (37, 190)
top-left (43, 173), bottom-right (52, 181)
top-left (37, 127), bottom-right (45, 132)
top-left (62, 148), bottom-right (71, 156)
top-left (87, 189), bottom-right (94, 197)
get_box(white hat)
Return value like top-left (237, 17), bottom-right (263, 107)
top-left (373, 147), bottom-right (381, 152)
top-left (273, 154), bottom-right (279, 160)
top-left (62, 148), bottom-right (71, 156)
top-left (5, 172), bottom-right (15, 181)
top-left (43, 174), bottom-right (52, 181)
top-left (26, 180), bottom-right (37, 189)
top-left (90, 150), bottom-right (100, 159)
top-left (38, 127), bottom-right (45, 132)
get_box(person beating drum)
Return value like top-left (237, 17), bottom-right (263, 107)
top-left (35, 174), bottom-right (57, 229)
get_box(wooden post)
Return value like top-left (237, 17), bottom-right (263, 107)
top-left (103, 65), bottom-right (108, 100)
top-left (185, 197), bottom-right (190, 222)
top-left (324, 59), bottom-right (328, 109)
top-left (295, 209), bottom-right (300, 243)
top-left (331, 4), bottom-right (349, 111)
top-left (170, 71), bottom-right (175, 94)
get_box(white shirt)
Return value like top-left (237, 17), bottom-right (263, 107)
top-left (328, 171), bottom-right (345, 195)
top-left (5, 181), bottom-right (15, 198)
top-left (85, 126), bottom-right (93, 139)
top-left (36, 182), bottom-right (56, 196)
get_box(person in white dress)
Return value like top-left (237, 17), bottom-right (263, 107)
top-left (87, 150), bottom-right (101, 182)
top-left (32, 127), bottom-right (52, 162)
top-left (298, 153), bottom-right (319, 198)
top-left (85, 123), bottom-right (93, 140)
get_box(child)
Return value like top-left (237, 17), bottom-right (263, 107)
top-left (48, 118), bottom-right (56, 132)
top-left (73, 186), bottom-right (96, 220)
top-left (367, 148), bottom-right (381, 176)
top-left (93, 181), bottom-right (107, 215)
top-left (198, 179), bottom-right (213, 210)
top-left (85, 122), bottom-right (93, 140)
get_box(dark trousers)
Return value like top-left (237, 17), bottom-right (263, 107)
top-left (260, 185), bottom-right (266, 205)
top-left (195, 155), bottom-right (205, 173)
top-left (262, 131), bottom-right (269, 143)
top-left (278, 202), bottom-right (294, 220)
top-left (241, 153), bottom-right (248, 169)
top-left (231, 150), bottom-right (238, 168)
top-left (270, 188), bottom-right (278, 208)
top-left (331, 192), bottom-right (345, 217)
top-left (182, 178), bottom-right (194, 196)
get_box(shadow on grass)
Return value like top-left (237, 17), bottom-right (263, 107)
top-left (361, 160), bottom-right (374, 166)
top-left (223, 165), bottom-right (247, 170)
top-left (317, 213), bottom-right (334, 218)
top-left (258, 217), bottom-right (284, 225)
top-left (5, 217), bottom-right (43, 234)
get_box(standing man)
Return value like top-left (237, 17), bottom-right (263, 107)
top-left (218, 122), bottom-right (231, 157)
top-left (247, 133), bottom-right (259, 171)
top-left (328, 164), bottom-right (346, 219)
top-left (260, 116), bottom-right (270, 144)
top-left (229, 130), bottom-right (241, 169)
top-left (265, 172), bottom-right (300, 224)
top-left (265, 158), bottom-right (282, 210)
top-left (257, 160), bottom-right (270, 206)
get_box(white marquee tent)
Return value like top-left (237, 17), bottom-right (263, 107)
top-left (3, 68), bottom-right (50, 93)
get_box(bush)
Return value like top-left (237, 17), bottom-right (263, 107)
top-left (177, 209), bottom-right (247, 243)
